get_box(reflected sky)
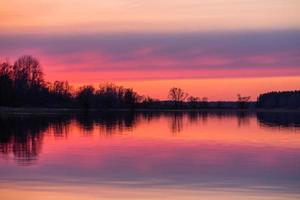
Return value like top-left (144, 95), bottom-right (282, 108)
top-left (0, 111), bottom-right (300, 199)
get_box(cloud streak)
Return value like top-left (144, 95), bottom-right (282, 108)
top-left (0, 31), bottom-right (299, 81)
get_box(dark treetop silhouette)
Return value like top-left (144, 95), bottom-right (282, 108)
top-left (1, 55), bottom-right (299, 110)
top-left (0, 55), bottom-right (141, 109)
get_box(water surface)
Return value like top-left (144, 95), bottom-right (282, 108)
top-left (1, 111), bottom-right (300, 200)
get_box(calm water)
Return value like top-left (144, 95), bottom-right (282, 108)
top-left (0, 111), bottom-right (300, 200)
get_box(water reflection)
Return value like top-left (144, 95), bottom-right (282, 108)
top-left (257, 111), bottom-right (300, 128)
top-left (0, 111), bottom-right (299, 165)
top-left (169, 113), bottom-right (184, 134)
top-left (1, 111), bottom-right (300, 200)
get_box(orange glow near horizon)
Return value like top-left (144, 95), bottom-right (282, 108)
top-left (44, 74), bottom-right (300, 101)
top-left (117, 76), bottom-right (300, 100)
top-left (1, 0), bottom-right (300, 101)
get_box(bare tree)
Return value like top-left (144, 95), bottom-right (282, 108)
top-left (51, 81), bottom-right (72, 97)
top-left (168, 87), bottom-right (188, 108)
top-left (13, 55), bottom-right (44, 87)
top-left (237, 94), bottom-right (251, 109)
top-left (202, 97), bottom-right (208, 102)
top-left (124, 88), bottom-right (141, 109)
top-left (168, 87), bottom-right (188, 102)
top-left (188, 96), bottom-right (200, 108)
top-left (237, 94), bottom-right (251, 102)
top-left (188, 96), bottom-right (200, 103)
top-left (0, 61), bottom-right (13, 105)
top-left (77, 85), bottom-right (95, 109)
top-left (0, 60), bottom-right (12, 77)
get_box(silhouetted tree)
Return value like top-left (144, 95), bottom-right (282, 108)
top-left (257, 91), bottom-right (300, 109)
top-left (92, 84), bottom-right (142, 109)
top-left (200, 97), bottom-right (208, 108)
top-left (168, 87), bottom-right (188, 108)
top-left (95, 84), bottom-right (123, 108)
top-left (0, 61), bottom-right (13, 106)
top-left (76, 86), bottom-right (95, 109)
top-left (51, 81), bottom-right (71, 96)
top-left (140, 96), bottom-right (160, 109)
top-left (48, 80), bottom-right (73, 106)
top-left (3, 55), bottom-right (298, 111)
top-left (124, 88), bottom-right (141, 109)
top-left (10, 55), bottom-right (46, 106)
top-left (13, 55), bottom-right (44, 87)
top-left (237, 94), bottom-right (251, 109)
top-left (188, 96), bottom-right (200, 108)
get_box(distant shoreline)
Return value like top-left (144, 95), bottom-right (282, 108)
top-left (1, 107), bottom-right (299, 114)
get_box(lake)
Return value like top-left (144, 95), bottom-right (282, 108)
top-left (0, 111), bottom-right (300, 200)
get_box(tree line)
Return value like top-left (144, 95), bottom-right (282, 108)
top-left (0, 55), bottom-right (208, 109)
top-left (0, 55), bottom-right (142, 108)
top-left (257, 91), bottom-right (300, 109)
top-left (1, 55), bottom-right (298, 110)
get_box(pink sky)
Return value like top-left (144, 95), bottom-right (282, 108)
top-left (0, 0), bottom-right (300, 100)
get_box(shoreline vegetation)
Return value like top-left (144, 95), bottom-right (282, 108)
top-left (1, 55), bottom-right (300, 111)
top-left (1, 107), bottom-right (300, 115)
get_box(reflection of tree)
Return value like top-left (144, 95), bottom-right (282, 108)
top-left (169, 113), bottom-right (184, 135)
top-left (51, 121), bottom-right (71, 138)
top-left (202, 112), bottom-right (208, 124)
top-left (169, 111), bottom-right (254, 134)
top-left (257, 112), bottom-right (300, 128)
top-left (0, 114), bottom-right (72, 165)
top-left (76, 111), bottom-right (138, 135)
top-left (12, 135), bottom-right (43, 165)
top-left (0, 112), bottom-right (140, 165)
top-left (1, 110), bottom-right (296, 166)
top-left (187, 112), bottom-right (199, 124)
top-left (0, 136), bottom-right (42, 165)
top-left (237, 112), bottom-right (251, 127)
top-left (237, 94), bottom-right (251, 109)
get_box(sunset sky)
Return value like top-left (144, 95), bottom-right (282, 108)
top-left (1, 0), bottom-right (300, 100)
